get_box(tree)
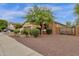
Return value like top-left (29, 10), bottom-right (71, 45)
top-left (75, 4), bottom-right (79, 15)
top-left (66, 21), bottom-right (72, 27)
top-left (14, 23), bottom-right (22, 29)
top-left (75, 18), bottom-right (79, 26)
top-left (0, 19), bottom-right (8, 31)
top-left (25, 6), bottom-right (54, 34)
top-left (74, 4), bottom-right (79, 26)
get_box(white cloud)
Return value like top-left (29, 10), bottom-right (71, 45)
top-left (23, 6), bottom-right (33, 12)
top-left (42, 4), bottom-right (63, 11)
top-left (0, 9), bottom-right (26, 22)
top-left (54, 10), bottom-right (75, 18)
top-left (0, 4), bottom-right (67, 23)
top-left (0, 3), bottom-right (27, 21)
top-left (51, 6), bottom-right (63, 11)
top-left (0, 4), bottom-right (75, 23)
top-left (0, 3), bottom-right (7, 6)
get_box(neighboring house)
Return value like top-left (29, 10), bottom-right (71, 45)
top-left (23, 22), bottom-right (41, 29)
top-left (7, 23), bottom-right (15, 31)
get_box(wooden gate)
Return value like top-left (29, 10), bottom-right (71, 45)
top-left (59, 27), bottom-right (75, 35)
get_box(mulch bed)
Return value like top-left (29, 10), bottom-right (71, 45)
top-left (10, 34), bottom-right (79, 56)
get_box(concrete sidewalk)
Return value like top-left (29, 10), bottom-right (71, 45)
top-left (0, 33), bottom-right (42, 56)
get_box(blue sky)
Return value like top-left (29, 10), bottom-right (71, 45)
top-left (0, 3), bottom-right (77, 24)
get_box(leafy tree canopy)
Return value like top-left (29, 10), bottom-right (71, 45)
top-left (66, 21), bottom-right (72, 27)
top-left (75, 4), bottom-right (79, 26)
top-left (0, 19), bottom-right (8, 30)
top-left (75, 4), bottom-right (79, 15)
top-left (25, 5), bottom-right (54, 25)
top-left (14, 23), bottom-right (22, 29)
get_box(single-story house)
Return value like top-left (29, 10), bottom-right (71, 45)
top-left (22, 21), bottom-right (79, 36)
top-left (7, 23), bottom-right (15, 32)
top-left (22, 22), bottom-right (41, 29)
top-left (48, 21), bottom-right (75, 35)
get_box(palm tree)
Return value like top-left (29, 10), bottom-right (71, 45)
top-left (74, 4), bottom-right (79, 26)
top-left (25, 5), bottom-right (54, 34)
top-left (75, 4), bottom-right (79, 15)
top-left (73, 4), bottom-right (79, 35)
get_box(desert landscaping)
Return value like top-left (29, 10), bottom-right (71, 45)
top-left (1, 3), bottom-right (79, 56)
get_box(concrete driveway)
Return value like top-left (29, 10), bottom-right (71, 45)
top-left (0, 33), bottom-right (42, 56)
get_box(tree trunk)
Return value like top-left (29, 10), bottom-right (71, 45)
top-left (40, 23), bottom-right (43, 35)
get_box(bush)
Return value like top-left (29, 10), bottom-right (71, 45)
top-left (21, 29), bottom-right (30, 36)
top-left (31, 29), bottom-right (40, 37)
top-left (14, 29), bottom-right (20, 34)
top-left (0, 20), bottom-right (8, 31)
top-left (14, 23), bottom-right (22, 29)
top-left (10, 29), bottom-right (14, 32)
top-left (46, 28), bottom-right (52, 34)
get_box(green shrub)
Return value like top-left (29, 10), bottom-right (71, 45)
top-left (31, 29), bottom-right (40, 37)
top-left (0, 20), bottom-right (8, 31)
top-left (14, 29), bottom-right (20, 34)
top-left (0, 29), bottom-right (2, 32)
top-left (10, 29), bottom-right (14, 32)
top-left (21, 29), bottom-right (30, 36)
top-left (14, 23), bottom-right (22, 29)
top-left (46, 28), bottom-right (52, 34)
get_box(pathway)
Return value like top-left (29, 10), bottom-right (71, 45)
top-left (0, 33), bottom-right (42, 56)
